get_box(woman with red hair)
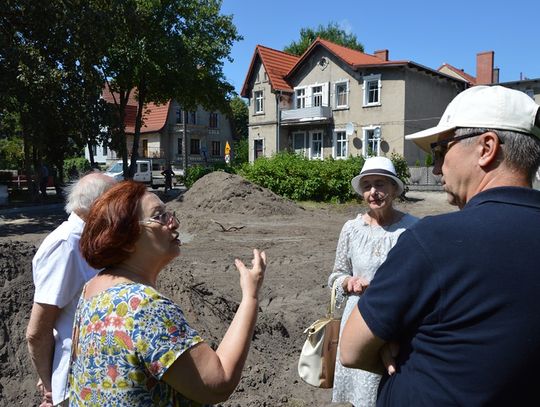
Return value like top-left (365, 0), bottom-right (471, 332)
top-left (68, 180), bottom-right (266, 406)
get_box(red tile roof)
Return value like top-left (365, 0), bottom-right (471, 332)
top-left (240, 45), bottom-right (299, 96)
top-left (242, 38), bottom-right (465, 97)
top-left (102, 86), bottom-right (170, 134)
top-left (437, 63), bottom-right (476, 85)
top-left (286, 38), bottom-right (410, 78)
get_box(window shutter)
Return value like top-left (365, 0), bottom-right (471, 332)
top-left (322, 82), bottom-right (329, 107)
top-left (305, 87), bottom-right (312, 108)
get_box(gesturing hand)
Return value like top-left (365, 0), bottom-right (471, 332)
top-left (235, 249), bottom-right (267, 300)
top-left (346, 276), bottom-right (369, 294)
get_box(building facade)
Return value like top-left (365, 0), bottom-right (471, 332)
top-left (86, 90), bottom-right (233, 169)
top-left (241, 38), bottom-right (469, 165)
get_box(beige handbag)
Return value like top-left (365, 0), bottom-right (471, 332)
top-left (297, 280), bottom-right (341, 388)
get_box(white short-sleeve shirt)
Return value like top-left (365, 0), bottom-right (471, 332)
top-left (32, 212), bottom-right (99, 404)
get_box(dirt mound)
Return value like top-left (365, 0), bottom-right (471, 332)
top-left (176, 172), bottom-right (302, 216)
top-left (0, 240), bottom-right (40, 405)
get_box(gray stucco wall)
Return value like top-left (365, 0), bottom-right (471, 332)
top-left (403, 70), bottom-right (465, 165)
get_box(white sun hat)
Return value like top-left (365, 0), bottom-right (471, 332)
top-left (351, 156), bottom-right (404, 196)
top-left (405, 85), bottom-right (540, 152)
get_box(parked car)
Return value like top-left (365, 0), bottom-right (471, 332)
top-left (104, 160), bottom-right (171, 189)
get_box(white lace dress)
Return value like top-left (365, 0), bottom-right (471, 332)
top-left (328, 213), bottom-right (418, 407)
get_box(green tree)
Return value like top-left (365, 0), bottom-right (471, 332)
top-left (1, 0), bottom-right (107, 184)
top-left (1, 0), bottom-right (240, 184)
top-left (93, 0), bottom-right (241, 178)
top-left (284, 22), bottom-right (364, 56)
top-left (229, 96), bottom-right (248, 140)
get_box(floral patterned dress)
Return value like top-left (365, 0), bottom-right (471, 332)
top-left (68, 282), bottom-right (205, 406)
top-left (328, 213), bottom-right (418, 407)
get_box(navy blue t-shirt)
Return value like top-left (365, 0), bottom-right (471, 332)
top-left (358, 187), bottom-right (540, 406)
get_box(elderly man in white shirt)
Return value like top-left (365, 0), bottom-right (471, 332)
top-left (26, 171), bottom-right (116, 407)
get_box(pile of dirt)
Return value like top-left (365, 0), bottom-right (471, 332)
top-left (0, 188), bottom-right (456, 406)
top-left (177, 172), bottom-right (302, 216)
top-left (0, 240), bottom-right (41, 405)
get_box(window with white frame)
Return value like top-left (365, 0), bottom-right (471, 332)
top-left (334, 131), bottom-right (347, 158)
top-left (363, 74), bottom-right (381, 106)
top-left (254, 90), bottom-right (264, 113)
top-left (295, 88), bottom-right (306, 109)
top-left (362, 126), bottom-right (381, 157)
top-left (293, 132), bottom-right (307, 157)
top-left (312, 85), bottom-right (323, 107)
top-left (310, 131), bottom-right (323, 159)
top-left (335, 81), bottom-right (349, 108)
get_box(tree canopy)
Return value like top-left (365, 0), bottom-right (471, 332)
top-left (283, 22), bottom-right (364, 56)
top-left (0, 0), bottom-right (240, 180)
top-left (229, 96), bottom-right (248, 140)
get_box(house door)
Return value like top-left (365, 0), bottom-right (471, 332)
top-left (254, 139), bottom-right (264, 159)
top-left (293, 132), bottom-right (307, 157)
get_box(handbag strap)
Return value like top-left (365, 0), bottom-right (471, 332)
top-left (327, 280), bottom-right (339, 318)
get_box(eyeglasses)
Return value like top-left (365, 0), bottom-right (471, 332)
top-left (140, 211), bottom-right (179, 226)
top-left (430, 131), bottom-right (503, 162)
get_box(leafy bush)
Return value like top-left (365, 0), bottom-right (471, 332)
top-left (184, 163), bottom-right (235, 188)
top-left (184, 152), bottom-right (412, 203)
top-left (232, 138), bottom-right (248, 165)
top-left (424, 153), bottom-right (433, 167)
top-left (63, 157), bottom-right (92, 180)
top-left (238, 153), bottom-right (365, 202)
top-left (390, 152), bottom-right (411, 196)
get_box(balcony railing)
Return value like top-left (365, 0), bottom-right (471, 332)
top-left (280, 105), bottom-right (332, 124)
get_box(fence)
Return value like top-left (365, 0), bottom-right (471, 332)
top-left (408, 166), bottom-right (443, 191)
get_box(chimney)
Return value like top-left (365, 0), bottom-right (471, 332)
top-left (476, 51), bottom-right (494, 85)
top-left (492, 68), bottom-right (499, 84)
top-left (374, 49), bottom-right (389, 61)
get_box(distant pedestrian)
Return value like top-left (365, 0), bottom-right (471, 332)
top-left (161, 164), bottom-right (175, 194)
top-left (39, 162), bottom-right (49, 199)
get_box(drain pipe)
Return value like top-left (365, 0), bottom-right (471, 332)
top-left (275, 91), bottom-right (282, 152)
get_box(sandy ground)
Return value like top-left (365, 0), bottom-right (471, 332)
top-left (0, 172), bottom-right (456, 406)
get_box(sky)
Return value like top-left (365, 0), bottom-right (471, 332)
top-left (220, 0), bottom-right (540, 95)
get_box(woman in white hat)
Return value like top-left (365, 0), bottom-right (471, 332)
top-left (328, 156), bottom-right (418, 407)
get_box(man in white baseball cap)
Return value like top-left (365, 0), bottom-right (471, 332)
top-left (340, 85), bottom-right (540, 406)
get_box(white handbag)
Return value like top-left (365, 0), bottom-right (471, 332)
top-left (298, 281), bottom-right (341, 388)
